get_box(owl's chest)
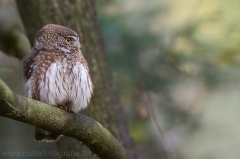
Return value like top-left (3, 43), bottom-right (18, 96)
top-left (40, 61), bottom-right (86, 92)
top-left (44, 61), bottom-right (77, 87)
top-left (36, 60), bottom-right (92, 108)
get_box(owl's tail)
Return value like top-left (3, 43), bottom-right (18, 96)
top-left (35, 127), bottom-right (61, 142)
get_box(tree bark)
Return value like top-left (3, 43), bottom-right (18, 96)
top-left (16, 0), bottom-right (138, 159)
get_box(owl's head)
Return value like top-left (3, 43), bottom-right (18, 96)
top-left (34, 24), bottom-right (81, 54)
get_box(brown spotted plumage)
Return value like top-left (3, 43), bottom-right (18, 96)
top-left (22, 24), bottom-right (93, 142)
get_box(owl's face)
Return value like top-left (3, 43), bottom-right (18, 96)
top-left (34, 24), bottom-right (81, 54)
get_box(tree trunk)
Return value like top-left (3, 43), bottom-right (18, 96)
top-left (16, 0), bottom-right (138, 159)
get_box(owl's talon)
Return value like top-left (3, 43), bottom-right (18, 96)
top-left (63, 106), bottom-right (69, 111)
top-left (57, 105), bottom-right (64, 109)
top-left (57, 104), bottom-right (72, 112)
top-left (57, 104), bottom-right (69, 111)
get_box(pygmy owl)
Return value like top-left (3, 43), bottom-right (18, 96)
top-left (22, 24), bottom-right (93, 142)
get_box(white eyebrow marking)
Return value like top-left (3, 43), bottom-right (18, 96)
top-left (69, 36), bottom-right (78, 41)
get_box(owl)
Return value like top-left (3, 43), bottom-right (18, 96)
top-left (22, 24), bottom-right (93, 142)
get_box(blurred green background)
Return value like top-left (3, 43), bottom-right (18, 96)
top-left (1, 0), bottom-right (240, 159)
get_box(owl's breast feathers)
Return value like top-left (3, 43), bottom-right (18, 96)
top-left (23, 50), bottom-right (93, 113)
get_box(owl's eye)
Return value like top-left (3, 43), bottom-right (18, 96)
top-left (65, 38), bottom-right (72, 44)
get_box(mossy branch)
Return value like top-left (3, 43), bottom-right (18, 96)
top-left (0, 78), bottom-right (126, 159)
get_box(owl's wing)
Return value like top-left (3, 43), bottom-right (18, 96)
top-left (80, 55), bottom-right (90, 72)
top-left (22, 49), bottom-right (39, 80)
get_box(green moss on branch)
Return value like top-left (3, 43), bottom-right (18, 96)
top-left (0, 78), bottom-right (126, 159)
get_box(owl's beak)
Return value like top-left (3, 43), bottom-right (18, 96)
top-left (76, 46), bottom-right (81, 51)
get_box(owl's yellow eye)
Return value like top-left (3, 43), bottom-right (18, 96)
top-left (65, 38), bottom-right (72, 44)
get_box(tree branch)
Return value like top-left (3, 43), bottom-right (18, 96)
top-left (0, 0), bottom-right (30, 59)
top-left (0, 78), bottom-right (126, 159)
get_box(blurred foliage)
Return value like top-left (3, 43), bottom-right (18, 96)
top-left (97, 0), bottom-right (240, 159)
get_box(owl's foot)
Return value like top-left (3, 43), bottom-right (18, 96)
top-left (57, 104), bottom-right (70, 112)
